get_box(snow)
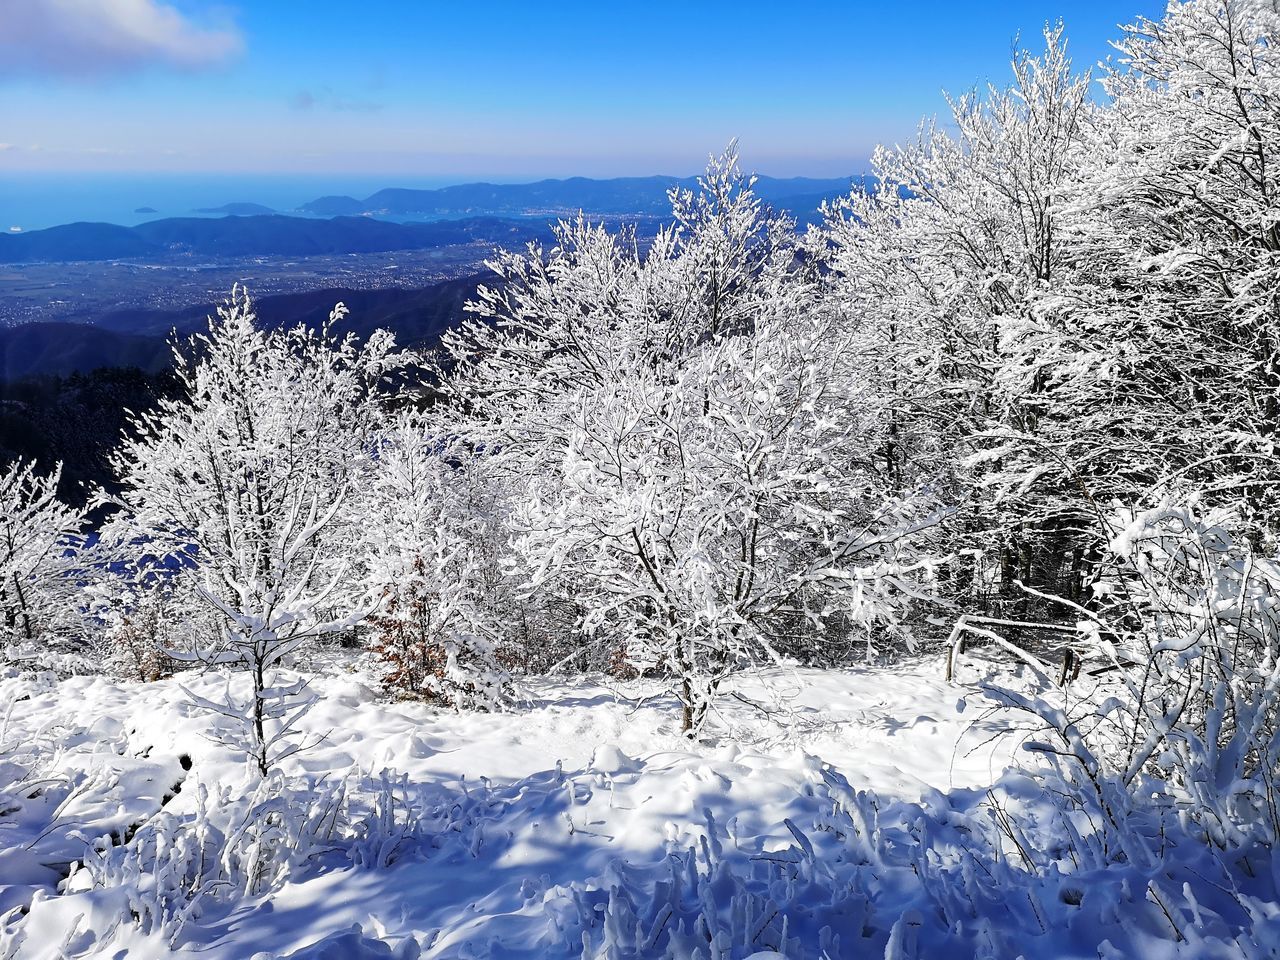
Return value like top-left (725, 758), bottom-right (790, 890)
top-left (2, 655), bottom-right (1274, 958)
top-left (0, 655), bottom-right (1018, 958)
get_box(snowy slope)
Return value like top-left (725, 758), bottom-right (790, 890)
top-left (1, 656), bottom-right (1273, 958)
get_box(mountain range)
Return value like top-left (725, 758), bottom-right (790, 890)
top-left (0, 174), bottom-right (862, 264)
top-left (299, 174), bottom-right (860, 218)
top-left (0, 216), bottom-right (551, 265)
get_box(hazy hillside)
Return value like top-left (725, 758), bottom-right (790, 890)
top-left (0, 215), bottom-right (550, 264)
top-left (97, 272), bottom-right (493, 340)
top-left (0, 322), bottom-right (172, 379)
top-left (193, 202), bottom-right (277, 215)
top-left (0, 273), bottom-right (495, 379)
top-left (0, 222), bottom-right (157, 262)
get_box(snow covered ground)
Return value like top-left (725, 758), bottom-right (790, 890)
top-left (1, 655), bottom-right (1274, 958)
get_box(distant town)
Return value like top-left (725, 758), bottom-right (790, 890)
top-left (0, 244), bottom-right (499, 327)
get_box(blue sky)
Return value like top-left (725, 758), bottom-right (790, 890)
top-left (0, 0), bottom-right (1166, 179)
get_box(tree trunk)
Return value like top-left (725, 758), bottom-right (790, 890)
top-left (11, 574), bottom-right (33, 643)
top-left (681, 675), bottom-right (694, 736)
top-left (252, 657), bottom-right (268, 777)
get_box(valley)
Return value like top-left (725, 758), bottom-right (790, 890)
top-left (0, 245), bottom-right (499, 328)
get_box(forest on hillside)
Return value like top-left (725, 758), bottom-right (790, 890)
top-left (4, 2), bottom-right (1280, 957)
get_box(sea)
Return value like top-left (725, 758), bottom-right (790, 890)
top-left (0, 173), bottom-right (473, 232)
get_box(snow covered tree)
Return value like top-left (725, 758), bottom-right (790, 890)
top-left (0, 459), bottom-right (83, 657)
top-left (78, 525), bottom-right (214, 682)
top-left (86, 572), bottom-right (181, 682)
top-left (819, 0), bottom-right (1280, 850)
top-left (444, 149), bottom-right (936, 735)
top-left (359, 414), bottom-right (508, 708)
top-left (1055, 0), bottom-right (1280, 546)
top-left (824, 25), bottom-right (1099, 612)
top-left (109, 288), bottom-right (406, 775)
top-left (941, 0), bottom-right (1280, 602)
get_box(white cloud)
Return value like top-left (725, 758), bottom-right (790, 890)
top-left (0, 0), bottom-right (243, 78)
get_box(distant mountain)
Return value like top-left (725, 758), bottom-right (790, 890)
top-left (304, 195), bottom-right (367, 217)
top-left (0, 215), bottom-right (552, 264)
top-left (298, 174), bottom-right (861, 219)
top-left (195, 202), bottom-right (276, 215)
top-left (94, 272), bottom-right (496, 344)
top-left (134, 206), bottom-right (158, 214)
top-left (0, 366), bottom-right (180, 507)
top-left (0, 222), bottom-right (158, 262)
top-left (0, 272), bottom-right (497, 379)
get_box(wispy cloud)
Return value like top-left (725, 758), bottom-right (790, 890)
top-left (291, 87), bottom-right (384, 114)
top-left (0, 142), bottom-right (138, 157)
top-left (0, 0), bottom-right (243, 79)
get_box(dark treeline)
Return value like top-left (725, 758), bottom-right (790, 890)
top-left (0, 368), bottom-right (178, 508)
